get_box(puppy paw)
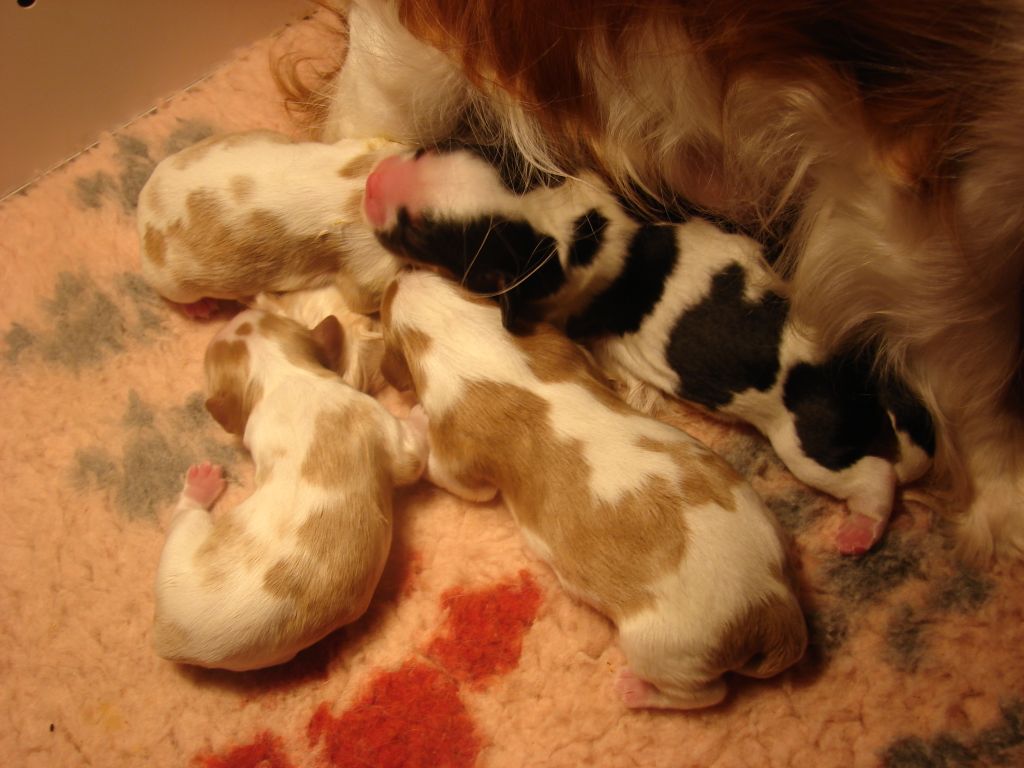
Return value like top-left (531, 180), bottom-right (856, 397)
top-left (614, 668), bottom-right (659, 709)
top-left (176, 298), bottom-right (222, 320)
top-left (835, 512), bottom-right (886, 556)
top-left (183, 462), bottom-right (226, 509)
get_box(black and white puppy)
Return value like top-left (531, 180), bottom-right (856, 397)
top-left (363, 148), bottom-right (935, 554)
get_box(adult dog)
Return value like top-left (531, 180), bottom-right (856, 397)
top-left (286, 0), bottom-right (1024, 562)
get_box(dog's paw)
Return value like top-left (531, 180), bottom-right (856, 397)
top-left (183, 462), bottom-right (226, 509)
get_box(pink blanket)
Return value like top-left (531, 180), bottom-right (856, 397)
top-left (2, 13), bottom-right (1023, 768)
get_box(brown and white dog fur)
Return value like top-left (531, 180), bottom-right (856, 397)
top-left (252, 284), bottom-right (388, 395)
top-left (380, 269), bottom-right (806, 709)
top-left (152, 308), bottom-right (428, 670)
top-left (137, 130), bottom-right (403, 316)
top-left (311, 0), bottom-right (1024, 563)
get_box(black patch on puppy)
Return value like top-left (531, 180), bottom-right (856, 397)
top-left (783, 354), bottom-right (898, 471)
top-left (565, 224), bottom-right (678, 338)
top-left (665, 264), bottom-right (789, 410)
top-left (375, 208), bottom-right (565, 332)
top-left (878, 374), bottom-right (936, 457)
top-left (568, 210), bottom-right (608, 268)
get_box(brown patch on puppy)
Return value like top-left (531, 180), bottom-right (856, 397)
top-left (143, 226), bottom-right (167, 268)
top-left (164, 190), bottom-right (345, 298)
top-left (264, 411), bottom-right (393, 640)
top-left (256, 313), bottom-right (337, 378)
top-left (204, 339), bottom-right (263, 435)
top-left (301, 406), bottom-right (387, 488)
top-left (143, 179), bottom-right (165, 217)
top-left (429, 379), bottom-right (690, 619)
top-left (382, 328), bottom-right (431, 392)
top-left (196, 515), bottom-right (261, 587)
top-left (341, 189), bottom-right (365, 223)
top-left (230, 175), bottom-right (255, 203)
top-left (637, 436), bottom-right (740, 513)
top-left (236, 322), bottom-right (254, 336)
top-left (706, 588), bottom-right (807, 679)
top-left (338, 152), bottom-right (380, 179)
top-left (510, 323), bottom-right (627, 411)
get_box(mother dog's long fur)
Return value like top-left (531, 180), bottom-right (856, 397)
top-left (281, 0), bottom-right (1024, 562)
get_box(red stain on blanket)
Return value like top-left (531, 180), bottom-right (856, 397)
top-left (304, 571), bottom-right (542, 766)
top-left (195, 731), bottom-right (294, 768)
top-left (426, 570), bottom-right (542, 685)
top-left (307, 661), bottom-right (480, 768)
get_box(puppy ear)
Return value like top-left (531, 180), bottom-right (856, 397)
top-left (310, 315), bottom-right (345, 373)
top-left (497, 287), bottom-right (539, 336)
top-left (205, 393), bottom-right (247, 436)
top-left (380, 343), bottom-right (414, 391)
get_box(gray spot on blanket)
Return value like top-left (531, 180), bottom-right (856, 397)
top-left (40, 272), bottom-right (126, 370)
top-left (930, 567), bottom-right (992, 613)
top-left (882, 700), bottom-right (1024, 767)
top-left (4, 323), bottom-right (35, 363)
top-left (824, 531), bottom-right (924, 605)
top-left (881, 564), bottom-right (993, 675)
top-left (163, 119), bottom-right (215, 156)
top-left (116, 273), bottom-right (166, 333)
top-left (5, 271), bottom-right (173, 370)
top-left (113, 134), bottom-right (156, 213)
top-left (765, 489), bottom-right (826, 534)
top-left (73, 447), bottom-right (119, 489)
top-left (884, 603), bottom-right (930, 673)
top-left (73, 390), bottom-right (240, 520)
top-left (802, 608), bottom-right (849, 666)
top-left (74, 171), bottom-right (117, 210)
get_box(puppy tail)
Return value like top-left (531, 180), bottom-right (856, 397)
top-left (719, 590), bottom-right (808, 680)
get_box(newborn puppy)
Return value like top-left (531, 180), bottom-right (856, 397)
top-left (365, 148), bottom-right (935, 555)
top-left (381, 270), bottom-right (806, 709)
top-left (137, 131), bottom-right (404, 317)
top-left (152, 309), bottom-right (428, 671)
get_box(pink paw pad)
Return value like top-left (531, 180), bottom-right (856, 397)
top-left (184, 462), bottom-right (226, 508)
top-left (176, 298), bottom-right (222, 320)
top-left (364, 153), bottom-right (423, 228)
top-left (614, 668), bottom-right (659, 709)
top-left (836, 512), bottom-right (886, 556)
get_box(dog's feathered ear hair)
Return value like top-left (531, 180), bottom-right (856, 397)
top-left (309, 315), bottom-right (345, 373)
top-left (381, 342), bottom-right (414, 391)
top-left (205, 392), bottom-right (249, 436)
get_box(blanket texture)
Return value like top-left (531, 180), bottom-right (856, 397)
top-left (2, 13), bottom-right (1023, 768)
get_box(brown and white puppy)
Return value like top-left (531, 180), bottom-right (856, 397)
top-left (380, 270), bottom-right (806, 709)
top-left (152, 309), bottom-right (428, 671)
top-left (136, 130), bottom-right (404, 317)
top-left (310, 0), bottom-right (1024, 563)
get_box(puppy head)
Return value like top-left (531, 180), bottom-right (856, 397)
top-left (378, 272), bottom-right (467, 393)
top-left (365, 149), bottom-right (569, 332)
top-left (203, 309), bottom-right (346, 434)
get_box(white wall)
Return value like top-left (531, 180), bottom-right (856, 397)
top-left (0, 0), bottom-right (310, 198)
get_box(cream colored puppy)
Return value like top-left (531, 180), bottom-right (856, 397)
top-left (380, 270), bottom-right (806, 709)
top-left (152, 309), bottom-right (427, 671)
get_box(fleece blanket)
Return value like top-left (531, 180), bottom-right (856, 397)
top-left (2, 12), bottom-right (1023, 768)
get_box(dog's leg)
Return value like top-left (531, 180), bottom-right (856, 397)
top-left (389, 406), bottom-right (430, 486)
